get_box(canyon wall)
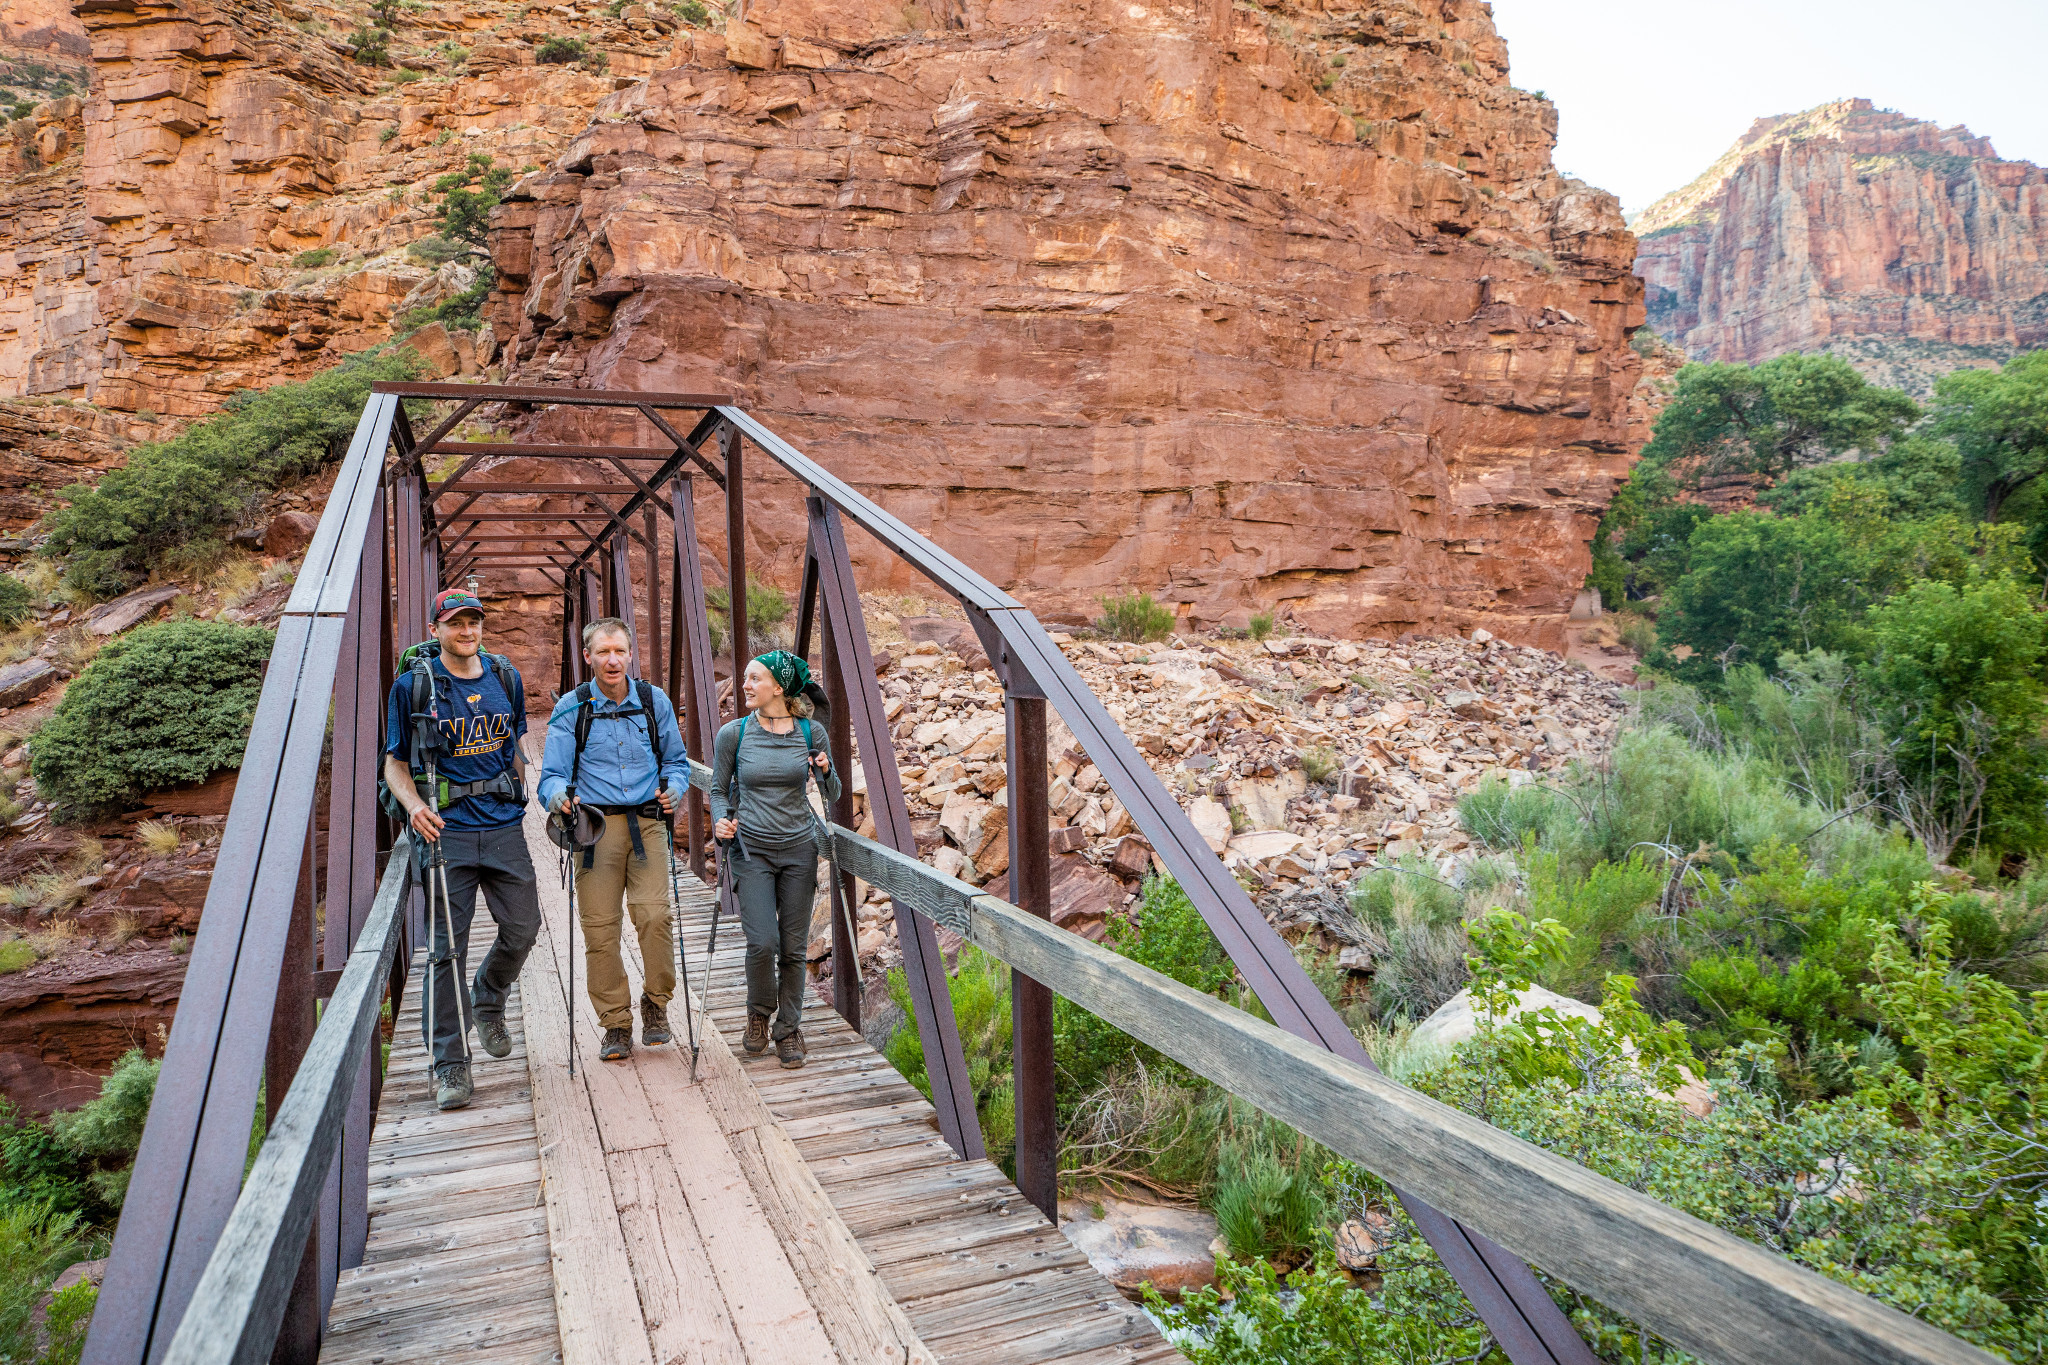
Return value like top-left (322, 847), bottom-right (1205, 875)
top-left (1636, 99), bottom-right (2048, 395)
top-left (490, 0), bottom-right (1647, 646)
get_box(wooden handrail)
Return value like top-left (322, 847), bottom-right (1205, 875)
top-left (160, 840), bottom-right (415, 1365)
top-left (807, 814), bottom-right (1996, 1365)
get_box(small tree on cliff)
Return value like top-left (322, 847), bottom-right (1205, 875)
top-left (431, 152), bottom-right (512, 254)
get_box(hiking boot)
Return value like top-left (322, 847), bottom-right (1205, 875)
top-left (475, 1014), bottom-right (512, 1059)
top-left (777, 1028), bottom-right (806, 1070)
top-left (435, 1063), bottom-right (473, 1111)
top-left (641, 995), bottom-right (672, 1046)
top-left (599, 1026), bottom-right (633, 1063)
top-left (742, 1015), bottom-right (771, 1055)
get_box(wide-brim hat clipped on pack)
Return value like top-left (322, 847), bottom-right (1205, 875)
top-left (547, 803), bottom-right (606, 853)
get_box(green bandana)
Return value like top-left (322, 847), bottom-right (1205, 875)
top-left (756, 649), bottom-right (811, 698)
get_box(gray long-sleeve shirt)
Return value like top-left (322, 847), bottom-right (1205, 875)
top-left (709, 715), bottom-right (841, 850)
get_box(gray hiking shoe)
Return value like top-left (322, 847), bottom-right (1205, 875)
top-left (641, 996), bottom-right (672, 1046)
top-left (435, 1063), bottom-right (473, 1111)
top-left (743, 1015), bottom-right (770, 1055)
top-left (777, 1028), bottom-right (806, 1070)
top-left (476, 1014), bottom-right (512, 1059)
top-left (599, 1026), bottom-right (633, 1062)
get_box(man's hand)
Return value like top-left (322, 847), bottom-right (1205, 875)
top-left (656, 785), bottom-right (677, 814)
top-left (715, 816), bottom-right (738, 842)
top-left (408, 803), bottom-right (446, 842)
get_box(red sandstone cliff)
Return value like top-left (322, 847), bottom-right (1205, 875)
top-left (485, 0), bottom-right (1647, 646)
top-left (2, 0), bottom-right (1647, 646)
top-left (1636, 99), bottom-right (2048, 395)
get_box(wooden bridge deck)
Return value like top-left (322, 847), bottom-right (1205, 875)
top-left (319, 768), bottom-right (1179, 1365)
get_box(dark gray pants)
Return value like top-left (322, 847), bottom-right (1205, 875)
top-left (731, 837), bottom-right (815, 1040)
top-left (420, 823), bottom-right (541, 1072)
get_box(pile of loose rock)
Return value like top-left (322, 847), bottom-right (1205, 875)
top-left (815, 618), bottom-right (1630, 973)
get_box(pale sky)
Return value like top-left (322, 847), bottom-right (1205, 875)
top-left (1489, 0), bottom-right (2048, 216)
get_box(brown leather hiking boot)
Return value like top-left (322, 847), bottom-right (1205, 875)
top-left (641, 996), bottom-right (671, 1046)
top-left (743, 1015), bottom-right (770, 1055)
top-left (599, 1026), bottom-right (633, 1062)
top-left (777, 1028), bottom-right (806, 1070)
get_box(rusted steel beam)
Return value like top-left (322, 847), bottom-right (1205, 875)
top-left (638, 404), bottom-right (727, 488)
top-left (821, 607), bottom-right (858, 1030)
top-left (644, 508), bottom-right (663, 690)
top-left (805, 495), bottom-right (983, 1161)
top-left (1005, 695), bottom-right (1056, 1222)
top-left (372, 381), bottom-right (731, 408)
top-left (420, 443), bottom-right (676, 458)
top-left (670, 479), bottom-right (718, 881)
top-left (430, 483), bottom-right (642, 497)
top-left (724, 425), bottom-right (746, 691)
top-left (610, 533), bottom-right (642, 674)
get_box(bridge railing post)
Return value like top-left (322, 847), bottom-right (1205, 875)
top-left (1002, 692), bottom-right (1056, 1221)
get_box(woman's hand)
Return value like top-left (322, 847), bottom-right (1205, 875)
top-left (715, 816), bottom-right (738, 842)
top-left (812, 750), bottom-right (831, 774)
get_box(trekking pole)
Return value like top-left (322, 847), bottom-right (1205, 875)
top-left (666, 814), bottom-right (697, 1064)
top-left (438, 849), bottom-right (472, 1057)
top-left (693, 839), bottom-right (728, 1082)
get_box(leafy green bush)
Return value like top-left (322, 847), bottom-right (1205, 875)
top-left (0, 577), bottom-right (31, 628)
top-left (1093, 592), bottom-right (1174, 643)
top-left (291, 247), bottom-right (337, 269)
top-left (674, 0), bottom-right (710, 23)
top-left (405, 234), bottom-right (470, 265)
top-left (347, 24), bottom-right (391, 65)
top-left (706, 576), bottom-right (790, 654)
top-left (0, 1202), bottom-right (84, 1362)
top-left (884, 945), bottom-right (1015, 1173)
top-left (51, 1050), bottom-right (157, 1208)
top-left (40, 348), bottom-right (421, 595)
top-left (432, 153), bottom-right (511, 251)
top-left (1211, 1117), bottom-right (1324, 1264)
top-left (1247, 611), bottom-right (1275, 641)
top-left (31, 621), bottom-right (273, 816)
top-left (535, 35), bottom-right (586, 64)
top-left (1867, 573), bottom-right (2048, 858)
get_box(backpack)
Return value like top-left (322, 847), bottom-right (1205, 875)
top-left (376, 641), bottom-right (524, 820)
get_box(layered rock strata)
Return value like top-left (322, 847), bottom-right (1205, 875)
top-left (1636, 99), bottom-right (2048, 394)
top-left (488, 0), bottom-right (1646, 646)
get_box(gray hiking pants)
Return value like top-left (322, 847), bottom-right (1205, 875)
top-left (420, 823), bottom-right (541, 1072)
top-left (730, 837), bottom-right (816, 1040)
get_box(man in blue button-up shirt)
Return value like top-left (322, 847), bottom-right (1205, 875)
top-left (538, 617), bottom-right (690, 1061)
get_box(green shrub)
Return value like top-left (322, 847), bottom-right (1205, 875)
top-left (1094, 592), bottom-right (1174, 643)
top-left (347, 24), bottom-right (391, 65)
top-left (535, 35), bottom-right (586, 64)
top-left (432, 153), bottom-right (510, 250)
top-left (0, 943), bottom-right (32, 974)
top-left (0, 1202), bottom-right (84, 1362)
top-left (392, 65), bottom-right (424, 84)
top-left (51, 1050), bottom-right (157, 1207)
top-left (290, 247), bottom-right (336, 268)
top-left (884, 945), bottom-right (1015, 1173)
top-left (0, 577), bottom-right (30, 628)
top-left (405, 234), bottom-right (470, 265)
top-left (674, 0), bottom-right (709, 22)
top-left (1211, 1110), bottom-right (1324, 1264)
top-left (1247, 611), bottom-right (1275, 641)
top-left (1867, 573), bottom-right (2048, 858)
top-left (379, 124), bottom-right (398, 144)
top-left (1298, 746), bottom-right (1337, 786)
top-left (42, 1280), bottom-right (93, 1365)
top-left (31, 621), bottom-right (273, 817)
top-left (706, 576), bottom-right (790, 652)
top-left (395, 271), bottom-right (491, 335)
top-left (40, 348), bottom-right (421, 595)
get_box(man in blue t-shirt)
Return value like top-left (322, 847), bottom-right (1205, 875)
top-left (383, 588), bottom-right (541, 1111)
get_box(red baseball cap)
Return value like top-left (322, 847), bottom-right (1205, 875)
top-left (432, 588), bottom-right (486, 623)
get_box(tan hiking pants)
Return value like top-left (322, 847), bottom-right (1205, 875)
top-left (574, 812), bottom-right (675, 1030)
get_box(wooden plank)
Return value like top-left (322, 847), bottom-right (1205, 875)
top-left (606, 1148), bottom-right (749, 1365)
top-left (522, 805), bottom-right (656, 1365)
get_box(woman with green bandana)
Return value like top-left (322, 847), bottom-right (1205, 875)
top-left (710, 649), bottom-right (840, 1068)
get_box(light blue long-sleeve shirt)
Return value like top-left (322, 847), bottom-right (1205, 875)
top-left (536, 681), bottom-right (690, 811)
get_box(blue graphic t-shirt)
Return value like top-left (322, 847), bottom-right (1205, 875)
top-left (384, 656), bottom-right (528, 830)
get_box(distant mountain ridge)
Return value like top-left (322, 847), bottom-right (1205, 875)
top-left (1634, 98), bottom-right (2048, 395)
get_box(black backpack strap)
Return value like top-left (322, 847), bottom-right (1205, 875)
top-left (634, 680), bottom-right (664, 772)
top-left (568, 681), bottom-right (595, 795)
